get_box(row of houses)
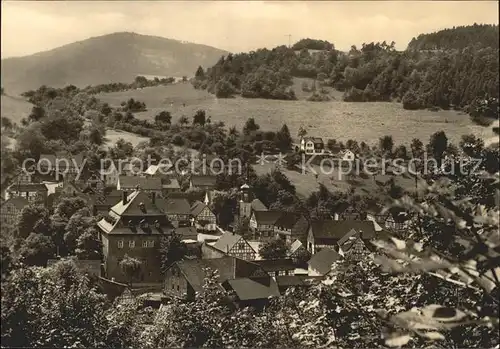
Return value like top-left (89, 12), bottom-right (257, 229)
top-left (299, 137), bottom-right (356, 160)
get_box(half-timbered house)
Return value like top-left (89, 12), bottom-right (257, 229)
top-left (191, 200), bottom-right (217, 231)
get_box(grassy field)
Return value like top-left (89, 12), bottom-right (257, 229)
top-left (97, 79), bottom-right (492, 146)
top-left (104, 129), bottom-right (150, 148)
top-left (252, 162), bottom-right (425, 199)
top-left (0, 95), bottom-right (33, 125)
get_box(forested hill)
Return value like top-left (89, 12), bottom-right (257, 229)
top-left (407, 24), bottom-right (499, 51)
top-left (193, 25), bottom-right (498, 117)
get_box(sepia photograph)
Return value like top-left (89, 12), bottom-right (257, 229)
top-left (1, 1), bottom-right (499, 348)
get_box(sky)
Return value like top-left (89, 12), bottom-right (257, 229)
top-left (1, 1), bottom-right (498, 58)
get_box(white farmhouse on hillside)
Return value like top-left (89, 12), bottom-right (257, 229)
top-left (300, 137), bottom-right (325, 155)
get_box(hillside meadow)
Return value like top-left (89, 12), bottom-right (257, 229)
top-left (0, 95), bottom-right (33, 125)
top-left (97, 80), bottom-right (492, 146)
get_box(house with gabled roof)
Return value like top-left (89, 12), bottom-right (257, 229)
top-left (191, 200), bottom-right (216, 231)
top-left (97, 190), bottom-right (175, 283)
top-left (5, 183), bottom-right (48, 206)
top-left (253, 258), bottom-right (296, 277)
top-left (160, 176), bottom-right (181, 195)
top-left (273, 212), bottom-right (309, 244)
top-left (249, 210), bottom-right (283, 239)
top-left (117, 176), bottom-right (162, 195)
top-left (163, 198), bottom-right (191, 227)
top-left (306, 220), bottom-right (376, 254)
top-left (202, 232), bottom-right (256, 261)
top-left (1, 196), bottom-right (29, 226)
top-left (330, 149), bottom-right (356, 162)
top-left (307, 247), bottom-right (341, 277)
top-left (163, 256), bottom-right (267, 300)
top-left (222, 276), bottom-right (281, 308)
top-left (300, 137), bottom-right (325, 155)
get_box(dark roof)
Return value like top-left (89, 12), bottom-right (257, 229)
top-left (274, 212), bottom-right (306, 229)
top-left (191, 200), bottom-right (210, 217)
top-left (110, 191), bottom-right (165, 216)
top-left (224, 277), bottom-right (280, 301)
top-left (310, 220), bottom-right (376, 244)
top-left (175, 258), bottom-right (236, 293)
top-left (163, 198), bottom-right (191, 215)
top-left (190, 175), bottom-right (217, 187)
top-left (213, 232), bottom-right (249, 253)
top-left (253, 259), bottom-right (295, 272)
top-left (307, 248), bottom-right (340, 276)
top-left (2, 196), bottom-right (29, 210)
top-left (161, 177), bottom-right (181, 189)
top-left (175, 227), bottom-right (198, 240)
top-left (8, 183), bottom-right (48, 192)
top-left (251, 199), bottom-right (267, 211)
top-left (253, 210), bottom-right (282, 225)
top-left (118, 176), bottom-right (162, 191)
top-left (303, 137), bottom-right (324, 145)
top-left (276, 275), bottom-right (306, 287)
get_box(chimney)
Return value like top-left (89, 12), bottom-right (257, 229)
top-left (334, 213), bottom-right (339, 221)
top-left (122, 191), bottom-right (128, 204)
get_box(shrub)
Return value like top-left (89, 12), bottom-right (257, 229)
top-left (307, 92), bottom-right (331, 102)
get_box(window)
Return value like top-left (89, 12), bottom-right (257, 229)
top-left (118, 240), bottom-right (124, 248)
top-left (176, 285), bottom-right (179, 291)
top-left (148, 240), bottom-right (154, 248)
top-left (142, 240), bottom-right (148, 248)
top-left (129, 240), bottom-right (135, 248)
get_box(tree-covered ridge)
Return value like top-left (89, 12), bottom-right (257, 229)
top-left (292, 38), bottom-right (334, 51)
top-left (193, 26), bottom-right (499, 114)
top-left (407, 23), bottom-right (499, 51)
top-left (337, 44), bottom-right (499, 111)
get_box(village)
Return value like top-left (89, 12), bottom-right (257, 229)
top-left (0, 144), bottom-right (412, 307)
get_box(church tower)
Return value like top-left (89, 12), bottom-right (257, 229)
top-left (238, 183), bottom-right (253, 219)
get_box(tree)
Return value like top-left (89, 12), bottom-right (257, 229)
top-left (1, 116), bottom-right (13, 130)
top-left (28, 105), bottom-right (46, 122)
top-left (275, 124), bottom-right (292, 152)
top-left (155, 111), bottom-right (172, 124)
top-left (178, 116), bottom-right (189, 127)
top-left (1, 244), bottom-right (13, 280)
top-left (75, 229), bottom-right (102, 260)
top-left (1, 260), bottom-right (113, 348)
top-left (159, 233), bottom-right (188, 272)
top-left (193, 109), bottom-right (207, 126)
top-left (215, 80), bottom-right (235, 98)
top-left (379, 135), bottom-right (394, 156)
top-left (459, 134), bottom-right (484, 158)
top-left (64, 211), bottom-right (96, 254)
top-left (410, 138), bottom-right (424, 159)
top-left (393, 144), bottom-right (409, 160)
top-left (195, 66), bottom-right (205, 79)
top-left (298, 126), bottom-right (307, 139)
top-left (211, 190), bottom-right (238, 228)
top-left (427, 130), bottom-right (448, 166)
top-left (16, 205), bottom-right (49, 239)
top-left (259, 238), bottom-right (288, 260)
top-left (119, 254), bottom-right (142, 288)
top-left (243, 118), bottom-right (260, 135)
top-left (18, 233), bottom-right (55, 266)
top-left (55, 197), bottom-right (87, 220)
